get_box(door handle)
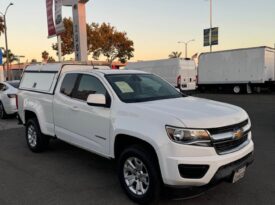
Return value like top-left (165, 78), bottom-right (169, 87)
top-left (70, 106), bottom-right (79, 111)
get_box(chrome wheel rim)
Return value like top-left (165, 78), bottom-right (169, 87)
top-left (234, 86), bottom-right (240, 93)
top-left (27, 125), bottom-right (37, 148)
top-left (123, 157), bottom-right (149, 196)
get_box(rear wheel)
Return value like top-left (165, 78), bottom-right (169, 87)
top-left (117, 145), bottom-right (161, 204)
top-left (233, 85), bottom-right (241, 94)
top-left (26, 118), bottom-right (49, 152)
top-left (0, 102), bottom-right (7, 119)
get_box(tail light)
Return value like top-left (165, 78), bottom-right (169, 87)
top-left (15, 95), bottom-right (18, 110)
top-left (177, 75), bottom-right (181, 88)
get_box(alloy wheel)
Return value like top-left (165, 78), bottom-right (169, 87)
top-left (27, 125), bottom-right (37, 148)
top-left (123, 157), bottom-right (150, 196)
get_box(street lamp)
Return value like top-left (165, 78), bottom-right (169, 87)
top-left (0, 2), bottom-right (14, 80)
top-left (209, 0), bottom-right (213, 52)
top-left (178, 39), bottom-right (195, 59)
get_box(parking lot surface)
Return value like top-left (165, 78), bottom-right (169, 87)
top-left (0, 94), bottom-right (274, 205)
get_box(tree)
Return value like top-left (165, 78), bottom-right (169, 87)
top-left (52, 18), bottom-right (135, 64)
top-left (31, 59), bottom-right (38, 64)
top-left (42, 51), bottom-right (49, 62)
top-left (2, 49), bottom-right (18, 64)
top-left (169, 51), bottom-right (182, 59)
top-left (0, 16), bottom-right (4, 36)
top-left (1, 49), bottom-right (19, 80)
top-left (88, 23), bottom-right (134, 64)
top-left (48, 56), bottom-right (56, 63)
top-left (52, 18), bottom-right (75, 56)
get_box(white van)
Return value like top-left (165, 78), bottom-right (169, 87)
top-left (125, 58), bottom-right (197, 91)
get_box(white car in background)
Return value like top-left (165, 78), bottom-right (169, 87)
top-left (0, 80), bottom-right (20, 119)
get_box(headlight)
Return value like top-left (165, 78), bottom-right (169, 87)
top-left (166, 126), bottom-right (211, 146)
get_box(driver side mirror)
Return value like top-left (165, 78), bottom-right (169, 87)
top-left (87, 94), bottom-right (107, 107)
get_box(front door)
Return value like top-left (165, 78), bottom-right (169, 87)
top-left (54, 73), bottom-right (111, 156)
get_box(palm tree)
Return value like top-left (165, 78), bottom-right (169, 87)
top-left (0, 16), bottom-right (4, 36)
top-left (169, 51), bottom-right (182, 59)
top-left (2, 49), bottom-right (18, 64)
top-left (42, 51), bottom-right (49, 62)
top-left (1, 49), bottom-right (18, 80)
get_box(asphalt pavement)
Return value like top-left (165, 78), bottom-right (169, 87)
top-left (0, 94), bottom-right (274, 205)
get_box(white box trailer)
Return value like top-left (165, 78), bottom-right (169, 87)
top-left (198, 46), bottom-right (275, 93)
top-left (125, 58), bottom-right (197, 91)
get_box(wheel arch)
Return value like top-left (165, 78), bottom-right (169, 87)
top-left (113, 134), bottom-right (163, 182)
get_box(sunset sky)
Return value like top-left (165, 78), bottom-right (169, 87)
top-left (0, 0), bottom-right (275, 63)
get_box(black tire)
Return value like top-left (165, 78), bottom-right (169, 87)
top-left (0, 102), bottom-right (7, 119)
top-left (25, 118), bottom-right (49, 153)
top-left (117, 145), bottom-right (161, 204)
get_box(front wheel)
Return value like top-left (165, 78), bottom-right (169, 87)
top-left (117, 145), bottom-right (161, 204)
top-left (0, 102), bottom-right (7, 119)
top-left (26, 118), bottom-right (49, 153)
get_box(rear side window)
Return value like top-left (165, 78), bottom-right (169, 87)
top-left (73, 74), bottom-right (107, 101)
top-left (60, 73), bottom-right (78, 97)
top-left (20, 72), bottom-right (57, 92)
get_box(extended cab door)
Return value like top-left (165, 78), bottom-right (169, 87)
top-left (53, 73), bottom-right (111, 156)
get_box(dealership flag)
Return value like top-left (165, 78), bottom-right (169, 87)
top-left (55, 0), bottom-right (65, 35)
top-left (46, 0), bottom-right (56, 37)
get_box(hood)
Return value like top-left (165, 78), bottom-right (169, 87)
top-left (133, 96), bottom-right (248, 128)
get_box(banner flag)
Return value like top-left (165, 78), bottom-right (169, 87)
top-left (203, 27), bottom-right (219, 47)
top-left (0, 49), bottom-right (2, 65)
top-left (46, 0), bottom-right (56, 38)
top-left (55, 0), bottom-right (65, 35)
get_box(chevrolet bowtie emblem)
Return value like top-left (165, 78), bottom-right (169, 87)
top-left (233, 129), bottom-right (244, 140)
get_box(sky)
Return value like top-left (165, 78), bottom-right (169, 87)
top-left (0, 0), bottom-right (275, 63)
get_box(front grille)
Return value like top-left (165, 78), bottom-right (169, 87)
top-left (209, 119), bottom-right (250, 155)
top-left (208, 120), bottom-right (248, 135)
top-left (213, 133), bottom-right (249, 155)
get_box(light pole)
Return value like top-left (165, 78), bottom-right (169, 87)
top-left (209, 0), bottom-right (213, 52)
top-left (178, 39), bottom-right (195, 59)
top-left (0, 2), bottom-right (14, 80)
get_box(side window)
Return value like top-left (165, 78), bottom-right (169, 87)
top-left (60, 73), bottom-right (78, 97)
top-left (73, 74), bottom-right (107, 101)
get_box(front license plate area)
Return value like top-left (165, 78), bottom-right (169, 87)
top-left (232, 166), bottom-right (246, 183)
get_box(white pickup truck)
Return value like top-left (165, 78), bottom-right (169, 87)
top-left (17, 64), bottom-right (254, 204)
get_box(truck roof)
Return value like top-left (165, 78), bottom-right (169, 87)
top-left (19, 64), bottom-right (149, 95)
top-left (24, 63), bottom-right (146, 75)
top-left (87, 69), bottom-right (147, 75)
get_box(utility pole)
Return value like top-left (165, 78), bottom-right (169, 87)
top-left (57, 36), bottom-right (62, 62)
top-left (0, 3), bottom-right (14, 80)
top-left (209, 0), bottom-right (213, 52)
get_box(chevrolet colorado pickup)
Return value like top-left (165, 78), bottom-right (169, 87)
top-left (17, 64), bottom-right (254, 204)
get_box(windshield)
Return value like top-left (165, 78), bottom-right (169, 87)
top-left (105, 74), bottom-right (183, 103)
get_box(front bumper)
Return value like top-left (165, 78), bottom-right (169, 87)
top-left (158, 134), bottom-right (254, 187)
top-left (165, 152), bottom-right (253, 199)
